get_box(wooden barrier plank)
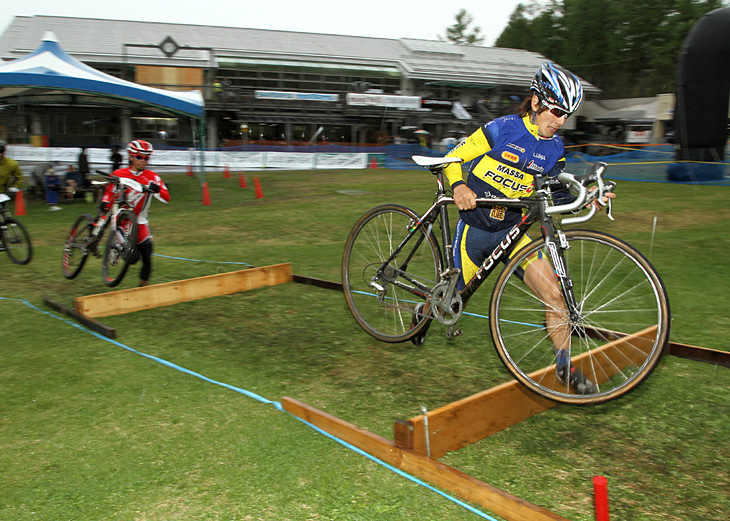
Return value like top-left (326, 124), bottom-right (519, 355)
top-left (669, 341), bottom-right (730, 367)
top-left (282, 397), bottom-right (402, 466)
top-left (292, 274), bottom-right (342, 291)
top-left (75, 263), bottom-right (293, 318)
top-left (44, 297), bottom-right (117, 338)
top-left (402, 326), bottom-right (659, 458)
top-left (282, 397), bottom-right (569, 521)
top-left (400, 380), bottom-right (556, 459)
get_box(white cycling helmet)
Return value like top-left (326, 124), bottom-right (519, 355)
top-left (531, 62), bottom-right (584, 116)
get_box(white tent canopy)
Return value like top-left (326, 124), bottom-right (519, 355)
top-left (0, 31), bottom-right (204, 118)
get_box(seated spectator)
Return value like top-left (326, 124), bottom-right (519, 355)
top-left (45, 167), bottom-right (61, 208)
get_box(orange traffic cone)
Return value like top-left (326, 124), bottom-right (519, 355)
top-left (202, 182), bottom-right (212, 205)
top-left (14, 189), bottom-right (26, 216)
top-left (187, 164), bottom-right (194, 177)
top-left (253, 177), bottom-right (264, 199)
top-left (369, 156), bottom-right (378, 169)
top-left (223, 164), bottom-right (231, 178)
top-left (239, 173), bottom-right (248, 189)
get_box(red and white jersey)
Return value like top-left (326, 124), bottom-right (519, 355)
top-left (101, 167), bottom-right (170, 242)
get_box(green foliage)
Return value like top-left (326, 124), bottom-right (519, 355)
top-left (440, 9), bottom-right (485, 45)
top-left (495, 0), bottom-right (727, 97)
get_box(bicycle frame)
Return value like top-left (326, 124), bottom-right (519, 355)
top-left (373, 160), bottom-right (604, 326)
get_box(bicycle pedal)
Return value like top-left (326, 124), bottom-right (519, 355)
top-left (446, 328), bottom-right (463, 338)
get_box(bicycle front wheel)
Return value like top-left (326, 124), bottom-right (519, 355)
top-left (62, 213), bottom-right (95, 279)
top-left (490, 230), bottom-right (670, 405)
top-left (2, 217), bottom-right (32, 265)
top-left (102, 210), bottom-right (138, 287)
top-left (342, 204), bottom-right (442, 343)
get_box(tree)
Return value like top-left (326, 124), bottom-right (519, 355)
top-left (441, 9), bottom-right (485, 45)
top-left (494, 0), bottom-right (726, 98)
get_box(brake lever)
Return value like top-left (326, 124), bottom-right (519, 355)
top-left (601, 180), bottom-right (616, 221)
top-left (605, 197), bottom-right (615, 221)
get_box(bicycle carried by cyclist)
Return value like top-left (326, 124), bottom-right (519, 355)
top-left (62, 171), bottom-right (146, 287)
top-left (0, 187), bottom-right (32, 265)
top-left (342, 156), bottom-right (670, 405)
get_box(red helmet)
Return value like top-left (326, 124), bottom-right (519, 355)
top-left (127, 139), bottom-right (154, 157)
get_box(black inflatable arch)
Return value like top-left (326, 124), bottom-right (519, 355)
top-left (670, 7), bottom-right (730, 181)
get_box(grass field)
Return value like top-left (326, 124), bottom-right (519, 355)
top-left (1, 166), bottom-right (729, 520)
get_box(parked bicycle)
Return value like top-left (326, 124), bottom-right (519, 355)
top-left (61, 172), bottom-right (144, 287)
top-left (0, 188), bottom-right (32, 265)
top-left (342, 156), bottom-right (670, 405)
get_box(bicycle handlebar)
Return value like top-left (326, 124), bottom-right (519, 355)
top-left (550, 162), bottom-right (616, 225)
top-left (90, 171), bottom-right (152, 194)
top-left (411, 155), bottom-right (615, 225)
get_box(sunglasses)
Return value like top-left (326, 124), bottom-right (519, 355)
top-left (541, 100), bottom-right (571, 119)
top-left (132, 155), bottom-right (150, 160)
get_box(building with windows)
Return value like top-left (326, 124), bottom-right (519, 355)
top-left (0, 15), bottom-right (599, 149)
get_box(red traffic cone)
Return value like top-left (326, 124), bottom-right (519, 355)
top-left (14, 189), bottom-right (26, 216)
top-left (369, 156), bottom-right (378, 169)
top-left (253, 177), bottom-right (264, 199)
top-left (224, 164), bottom-right (231, 178)
top-left (201, 182), bottom-right (212, 206)
top-left (187, 164), bottom-right (194, 177)
top-left (239, 173), bottom-right (248, 189)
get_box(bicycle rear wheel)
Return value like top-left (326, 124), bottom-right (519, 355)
top-left (102, 210), bottom-right (138, 287)
top-left (62, 213), bottom-right (95, 279)
top-left (342, 204), bottom-right (442, 342)
top-left (2, 217), bottom-right (32, 265)
top-left (489, 230), bottom-right (670, 405)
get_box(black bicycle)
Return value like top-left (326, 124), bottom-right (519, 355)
top-left (342, 156), bottom-right (670, 405)
top-left (62, 173), bottom-right (142, 287)
top-left (0, 189), bottom-right (32, 265)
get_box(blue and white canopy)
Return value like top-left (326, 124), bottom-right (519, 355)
top-left (0, 31), bottom-right (204, 118)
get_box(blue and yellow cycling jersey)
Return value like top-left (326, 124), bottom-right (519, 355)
top-left (444, 113), bottom-right (566, 232)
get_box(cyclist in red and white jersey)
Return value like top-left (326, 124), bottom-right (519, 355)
top-left (100, 139), bottom-right (170, 286)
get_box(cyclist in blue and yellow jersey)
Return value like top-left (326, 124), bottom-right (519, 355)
top-left (414, 62), bottom-right (613, 394)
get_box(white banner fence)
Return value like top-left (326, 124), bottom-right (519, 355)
top-left (6, 146), bottom-right (371, 171)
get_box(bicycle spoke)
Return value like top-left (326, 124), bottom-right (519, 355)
top-left (491, 231), bottom-right (669, 405)
top-left (343, 205), bottom-right (441, 342)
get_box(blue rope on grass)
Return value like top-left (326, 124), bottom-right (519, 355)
top-left (1, 296), bottom-right (498, 521)
top-left (152, 253), bottom-right (252, 266)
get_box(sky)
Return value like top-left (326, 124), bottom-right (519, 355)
top-left (0, 0), bottom-right (523, 46)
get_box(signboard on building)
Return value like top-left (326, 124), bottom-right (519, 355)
top-left (255, 91), bottom-right (339, 102)
top-left (346, 93), bottom-right (421, 110)
top-left (421, 99), bottom-right (453, 110)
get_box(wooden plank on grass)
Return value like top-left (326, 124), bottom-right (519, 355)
top-left (669, 341), bottom-right (730, 367)
top-left (282, 397), bottom-right (569, 521)
top-left (401, 326), bottom-right (659, 458)
top-left (75, 263), bottom-right (293, 318)
top-left (399, 379), bottom-right (556, 459)
top-left (292, 274), bottom-right (342, 291)
top-left (44, 297), bottom-right (117, 338)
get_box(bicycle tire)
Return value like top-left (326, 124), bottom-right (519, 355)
top-left (489, 229), bottom-right (670, 405)
top-left (2, 217), bottom-right (32, 265)
top-left (62, 213), bottom-right (96, 279)
top-left (102, 210), bottom-right (138, 287)
top-left (342, 204), bottom-right (443, 343)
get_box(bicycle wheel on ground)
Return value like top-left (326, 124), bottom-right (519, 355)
top-left (2, 217), bottom-right (32, 265)
top-left (102, 210), bottom-right (138, 287)
top-left (489, 230), bottom-right (670, 405)
top-left (342, 204), bottom-right (443, 343)
top-left (62, 213), bottom-right (96, 279)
